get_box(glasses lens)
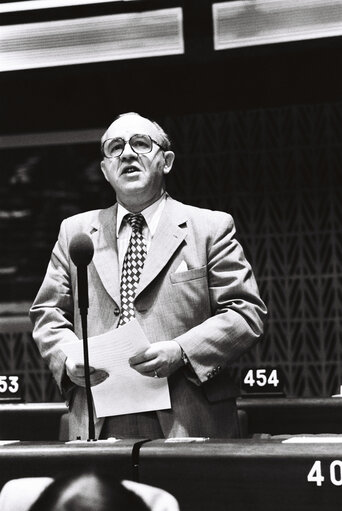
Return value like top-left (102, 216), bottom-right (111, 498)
top-left (103, 138), bottom-right (124, 158)
top-left (130, 134), bottom-right (152, 154)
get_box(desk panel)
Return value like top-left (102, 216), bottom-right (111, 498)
top-left (0, 403), bottom-right (68, 440)
top-left (237, 398), bottom-right (342, 435)
top-left (2, 399), bottom-right (342, 441)
top-left (0, 439), bottom-right (144, 489)
top-left (139, 439), bottom-right (342, 511)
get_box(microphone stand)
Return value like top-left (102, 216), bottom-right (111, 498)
top-left (77, 264), bottom-right (96, 441)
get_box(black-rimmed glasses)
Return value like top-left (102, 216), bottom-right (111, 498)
top-left (102, 134), bottom-right (164, 159)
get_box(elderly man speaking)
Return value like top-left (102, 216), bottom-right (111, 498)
top-left (30, 112), bottom-right (267, 440)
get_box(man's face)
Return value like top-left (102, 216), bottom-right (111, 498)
top-left (100, 114), bottom-right (174, 209)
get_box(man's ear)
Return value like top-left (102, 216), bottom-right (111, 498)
top-left (100, 160), bottom-right (110, 182)
top-left (163, 151), bottom-right (175, 176)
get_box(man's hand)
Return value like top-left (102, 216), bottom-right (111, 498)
top-left (65, 358), bottom-right (109, 388)
top-left (129, 341), bottom-right (183, 378)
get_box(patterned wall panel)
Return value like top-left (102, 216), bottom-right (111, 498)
top-left (0, 320), bottom-right (61, 402)
top-left (0, 101), bottom-right (342, 401)
top-left (163, 103), bottom-right (342, 398)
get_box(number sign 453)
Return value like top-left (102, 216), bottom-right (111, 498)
top-left (0, 376), bottom-right (20, 394)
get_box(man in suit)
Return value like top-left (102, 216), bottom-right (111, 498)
top-left (30, 112), bottom-right (267, 440)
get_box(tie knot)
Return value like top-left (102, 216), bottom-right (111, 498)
top-left (126, 213), bottom-right (145, 233)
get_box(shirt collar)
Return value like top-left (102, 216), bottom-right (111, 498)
top-left (116, 193), bottom-right (166, 237)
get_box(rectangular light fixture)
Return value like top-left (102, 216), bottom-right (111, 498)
top-left (213, 0), bottom-right (342, 50)
top-left (0, 0), bottom-right (125, 13)
top-left (0, 7), bottom-right (184, 72)
top-left (0, 129), bottom-right (103, 148)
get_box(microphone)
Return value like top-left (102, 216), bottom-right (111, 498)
top-left (69, 234), bottom-right (94, 313)
top-left (69, 233), bottom-right (94, 267)
top-left (69, 233), bottom-right (95, 441)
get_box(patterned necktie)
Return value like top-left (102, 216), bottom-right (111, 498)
top-left (118, 213), bottom-right (147, 326)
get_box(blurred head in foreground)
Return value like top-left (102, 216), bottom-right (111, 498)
top-left (28, 472), bottom-right (149, 511)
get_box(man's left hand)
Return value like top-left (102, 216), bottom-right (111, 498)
top-left (129, 341), bottom-right (183, 378)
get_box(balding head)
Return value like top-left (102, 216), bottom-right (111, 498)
top-left (29, 472), bottom-right (149, 511)
top-left (100, 112), bottom-right (175, 212)
top-left (53, 474), bottom-right (104, 510)
top-left (101, 112), bottom-right (171, 151)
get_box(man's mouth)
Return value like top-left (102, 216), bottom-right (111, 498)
top-left (122, 166), bottom-right (140, 175)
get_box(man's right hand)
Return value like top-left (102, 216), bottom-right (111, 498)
top-left (65, 358), bottom-right (109, 388)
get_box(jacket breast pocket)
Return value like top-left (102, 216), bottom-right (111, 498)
top-left (170, 265), bottom-right (207, 284)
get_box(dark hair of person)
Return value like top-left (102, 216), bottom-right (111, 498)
top-left (28, 471), bottom-right (149, 511)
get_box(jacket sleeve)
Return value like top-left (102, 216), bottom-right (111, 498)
top-left (29, 219), bottom-right (79, 394)
top-left (174, 213), bottom-right (267, 384)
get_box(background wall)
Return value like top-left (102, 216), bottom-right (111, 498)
top-left (1, 100), bottom-right (342, 401)
top-left (1, 0), bottom-right (342, 402)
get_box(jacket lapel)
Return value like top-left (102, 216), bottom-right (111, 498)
top-left (91, 204), bottom-right (121, 306)
top-left (136, 197), bottom-right (188, 297)
top-left (89, 197), bottom-right (188, 304)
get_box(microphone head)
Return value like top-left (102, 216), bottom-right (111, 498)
top-left (69, 233), bottom-right (94, 267)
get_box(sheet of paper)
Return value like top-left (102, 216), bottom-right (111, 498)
top-left (61, 320), bottom-right (170, 418)
top-left (283, 437), bottom-right (342, 443)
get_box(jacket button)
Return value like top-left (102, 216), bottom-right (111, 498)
top-left (114, 307), bottom-right (120, 316)
top-left (206, 372), bottom-right (212, 379)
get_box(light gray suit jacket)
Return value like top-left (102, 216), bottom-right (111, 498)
top-left (30, 196), bottom-right (267, 439)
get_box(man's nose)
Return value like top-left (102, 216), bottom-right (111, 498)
top-left (121, 140), bottom-right (136, 159)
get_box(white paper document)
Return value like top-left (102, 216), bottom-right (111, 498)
top-left (61, 320), bottom-right (171, 418)
top-left (283, 436), bottom-right (342, 443)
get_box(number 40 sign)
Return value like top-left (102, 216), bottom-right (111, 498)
top-left (308, 460), bottom-right (342, 487)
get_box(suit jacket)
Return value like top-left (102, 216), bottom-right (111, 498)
top-left (30, 195), bottom-right (267, 439)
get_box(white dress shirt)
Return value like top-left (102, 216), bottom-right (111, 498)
top-left (116, 193), bottom-right (166, 275)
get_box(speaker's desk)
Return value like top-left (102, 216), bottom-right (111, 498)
top-left (139, 437), bottom-right (342, 511)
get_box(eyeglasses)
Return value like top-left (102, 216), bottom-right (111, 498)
top-left (102, 134), bottom-right (164, 159)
